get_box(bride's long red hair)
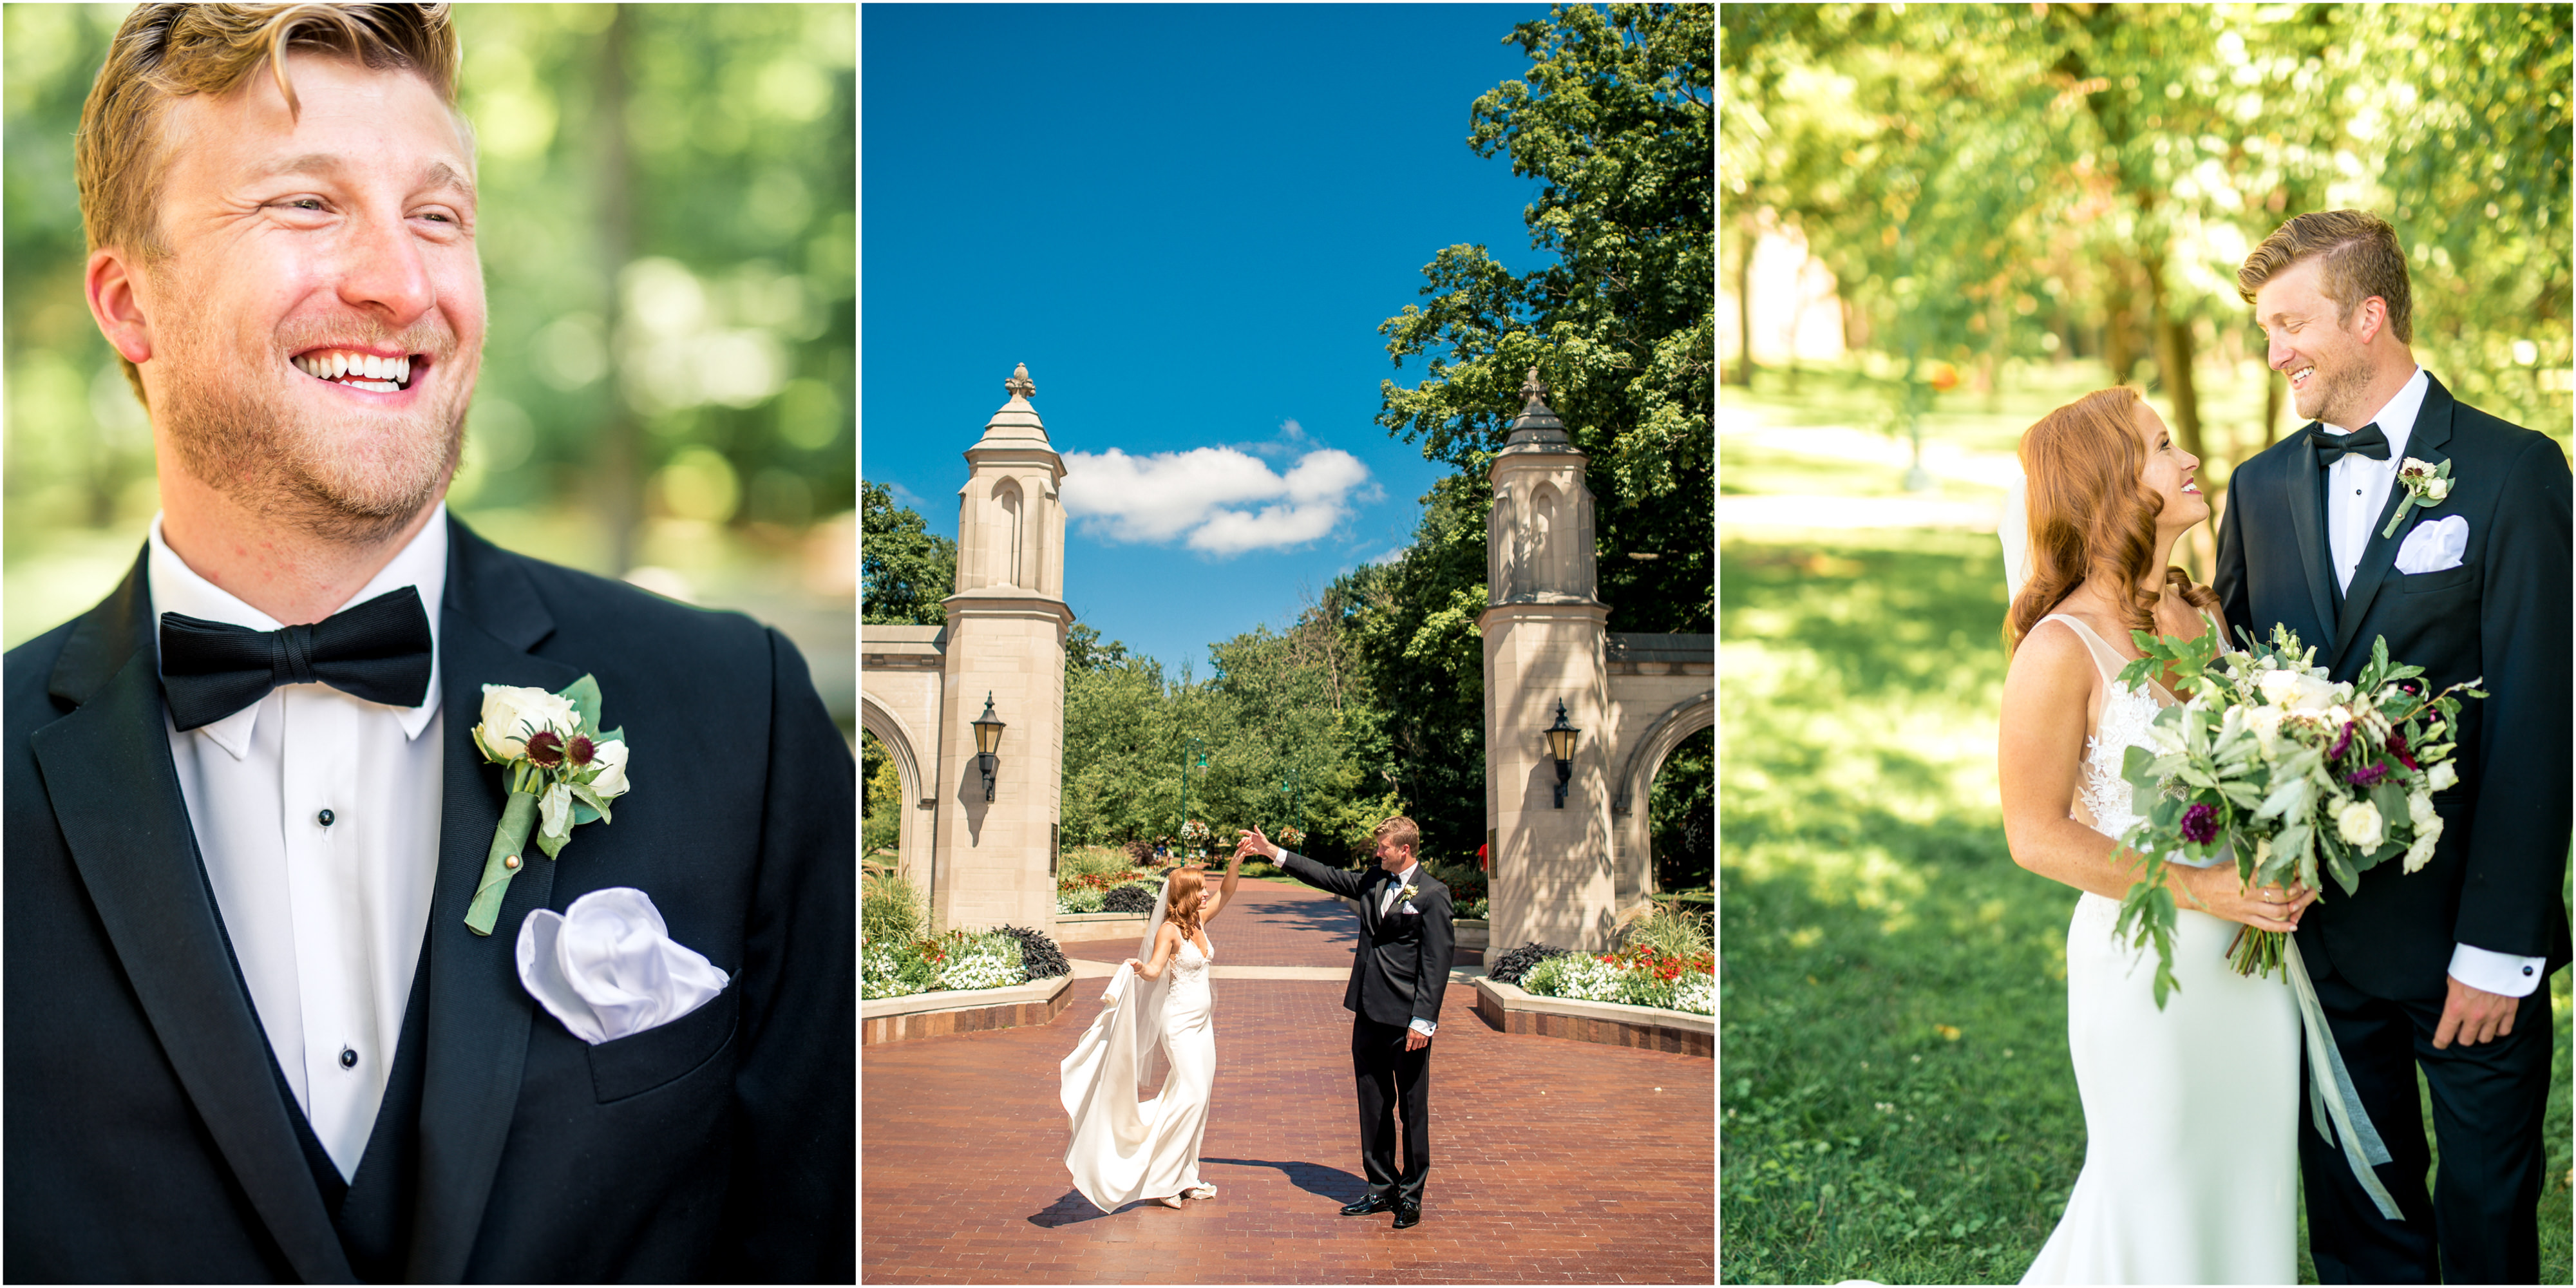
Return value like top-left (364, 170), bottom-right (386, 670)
top-left (2003, 386), bottom-right (2218, 655)
top-left (1164, 867), bottom-right (1206, 942)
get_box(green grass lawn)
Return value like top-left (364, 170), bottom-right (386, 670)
top-left (1717, 526), bottom-right (2574, 1284)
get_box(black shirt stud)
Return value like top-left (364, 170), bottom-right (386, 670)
top-left (317, 808), bottom-right (336, 827)
top-left (339, 1047), bottom-right (357, 1070)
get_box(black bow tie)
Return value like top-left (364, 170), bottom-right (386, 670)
top-left (2308, 422), bottom-right (2391, 466)
top-left (158, 587), bottom-right (433, 732)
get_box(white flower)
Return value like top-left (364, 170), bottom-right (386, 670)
top-left (2246, 704), bottom-right (2287, 750)
top-left (479, 684), bottom-right (578, 760)
top-left (2423, 477), bottom-right (2451, 501)
top-left (2408, 791), bottom-right (2438, 831)
top-left (587, 738), bottom-right (630, 798)
top-left (2255, 669), bottom-right (2304, 707)
top-left (2428, 761), bottom-right (2459, 792)
top-left (2336, 799), bottom-right (2385, 849)
top-left (2403, 815), bottom-right (2445, 873)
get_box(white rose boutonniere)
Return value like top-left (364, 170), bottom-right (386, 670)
top-left (1399, 884), bottom-right (1420, 905)
top-left (464, 674), bottom-right (632, 936)
top-left (2384, 457), bottom-right (2456, 538)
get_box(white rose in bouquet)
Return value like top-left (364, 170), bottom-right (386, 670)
top-left (2336, 799), bottom-right (2384, 849)
top-left (2428, 761), bottom-right (2458, 792)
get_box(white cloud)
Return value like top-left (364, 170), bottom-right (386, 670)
top-left (1060, 445), bottom-right (1376, 556)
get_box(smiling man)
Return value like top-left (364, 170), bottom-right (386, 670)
top-left (3, 6), bottom-right (853, 1282)
top-left (2215, 209), bottom-right (2570, 1283)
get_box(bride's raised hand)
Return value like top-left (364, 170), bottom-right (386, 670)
top-left (1236, 827), bottom-right (1274, 860)
top-left (2173, 863), bottom-right (2312, 933)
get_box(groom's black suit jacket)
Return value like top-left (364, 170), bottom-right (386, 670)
top-left (2213, 374), bottom-right (2572, 999)
top-left (2, 515), bottom-right (855, 1282)
top-left (1278, 853), bottom-right (1456, 1028)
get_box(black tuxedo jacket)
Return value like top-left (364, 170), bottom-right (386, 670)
top-left (1278, 853), bottom-right (1456, 1028)
top-left (3, 515), bottom-right (855, 1282)
top-left (2213, 374), bottom-right (2572, 999)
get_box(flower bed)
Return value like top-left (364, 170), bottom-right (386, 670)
top-left (1522, 945), bottom-right (1714, 1016)
top-left (1055, 870), bottom-right (1160, 915)
top-left (864, 927), bottom-right (1037, 1001)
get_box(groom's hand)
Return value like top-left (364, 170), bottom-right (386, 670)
top-left (1403, 1028), bottom-right (1430, 1052)
top-left (2433, 974), bottom-right (2519, 1048)
top-left (1236, 828), bottom-right (1278, 862)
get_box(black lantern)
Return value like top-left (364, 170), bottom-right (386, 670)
top-left (972, 693), bottom-right (1006, 802)
top-left (1545, 699), bottom-right (1580, 808)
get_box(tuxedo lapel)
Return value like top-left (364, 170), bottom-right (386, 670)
top-left (27, 553), bottom-right (357, 1285)
top-left (2285, 424), bottom-right (2340, 636)
top-left (2331, 379), bottom-right (2459, 667)
top-left (404, 519), bottom-right (578, 1283)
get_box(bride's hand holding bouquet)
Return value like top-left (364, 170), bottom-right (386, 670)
top-left (2112, 623), bottom-right (2483, 1007)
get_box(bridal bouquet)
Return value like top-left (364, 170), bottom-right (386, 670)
top-left (2110, 625), bottom-right (2480, 1007)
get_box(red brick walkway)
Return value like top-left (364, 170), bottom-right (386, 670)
top-left (862, 879), bottom-right (1713, 1283)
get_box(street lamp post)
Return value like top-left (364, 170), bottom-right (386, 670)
top-left (972, 693), bottom-right (1006, 802)
top-left (1545, 699), bottom-right (1582, 809)
top-left (1179, 736), bottom-right (1206, 855)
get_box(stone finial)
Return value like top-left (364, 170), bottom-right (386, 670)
top-left (1004, 363), bottom-right (1036, 402)
top-left (1500, 362), bottom-right (1571, 453)
top-left (1520, 366), bottom-right (1548, 409)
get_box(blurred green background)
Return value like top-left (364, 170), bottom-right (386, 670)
top-left (1721, 6), bottom-right (2573, 1282)
top-left (4, 3), bottom-right (855, 731)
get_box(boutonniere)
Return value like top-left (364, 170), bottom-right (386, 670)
top-left (464, 676), bottom-right (631, 936)
top-left (1399, 884), bottom-right (1420, 904)
top-left (2383, 457), bottom-right (2455, 538)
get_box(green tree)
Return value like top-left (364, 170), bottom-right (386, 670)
top-left (1378, 1), bottom-right (1713, 639)
top-left (860, 480), bottom-right (954, 625)
top-left (860, 730), bottom-right (901, 858)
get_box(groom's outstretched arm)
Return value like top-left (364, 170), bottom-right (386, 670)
top-left (1244, 827), bottom-right (1371, 898)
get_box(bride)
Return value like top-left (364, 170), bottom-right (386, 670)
top-left (1059, 852), bottom-right (1242, 1213)
top-left (1997, 386), bottom-right (2309, 1283)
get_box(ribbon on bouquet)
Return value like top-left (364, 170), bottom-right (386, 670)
top-left (2283, 936), bottom-right (2404, 1222)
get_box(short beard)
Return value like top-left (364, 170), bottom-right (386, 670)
top-left (2299, 349), bottom-right (2372, 430)
top-left (151, 279), bottom-right (470, 547)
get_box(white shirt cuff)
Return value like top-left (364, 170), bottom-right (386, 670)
top-left (2448, 942), bottom-right (2547, 998)
top-left (1407, 1017), bottom-right (1435, 1037)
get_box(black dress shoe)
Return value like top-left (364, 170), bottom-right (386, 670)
top-left (1392, 1202), bottom-right (1421, 1229)
top-left (1340, 1194), bottom-right (1394, 1216)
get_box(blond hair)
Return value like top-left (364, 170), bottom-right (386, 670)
top-left (1372, 816), bottom-right (1421, 857)
top-left (2236, 210), bottom-right (2414, 345)
top-left (77, 3), bottom-right (469, 403)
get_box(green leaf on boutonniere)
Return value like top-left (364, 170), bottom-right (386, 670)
top-left (560, 674), bottom-right (603, 741)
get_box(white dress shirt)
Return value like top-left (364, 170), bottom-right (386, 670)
top-left (151, 507), bottom-right (448, 1179)
top-left (1376, 862), bottom-right (1437, 1037)
top-left (2319, 374), bottom-right (2542, 999)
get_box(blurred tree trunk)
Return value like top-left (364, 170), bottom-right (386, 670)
top-left (1728, 225), bottom-right (1757, 386)
top-left (2101, 256), bottom-right (2137, 388)
top-left (595, 5), bottom-right (641, 575)
top-left (2141, 249), bottom-right (2205, 460)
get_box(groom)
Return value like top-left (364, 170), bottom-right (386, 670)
top-left (1238, 817), bottom-right (1455, 1230)
top-left (3, 6), bottom-right (851, 1280)
top-left (2216, 209), bottom-right (2571, 1283)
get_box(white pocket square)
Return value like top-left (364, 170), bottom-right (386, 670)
top-left (516, 887), bottom-right (728, 1045)
top-left (2394, 515), bottom-right (2469, 575)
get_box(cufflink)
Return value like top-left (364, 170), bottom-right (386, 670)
top-left (2524, 965), bottom-right (2535, 976)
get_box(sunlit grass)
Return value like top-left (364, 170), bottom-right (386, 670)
top-left (1718, 526), bottom-right (2572, 1285)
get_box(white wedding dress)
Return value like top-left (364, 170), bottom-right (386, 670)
top-left (1061, 933), bottom-right (1216, 1212)
top-left (2020, 614), bottom-right (2298, 1285)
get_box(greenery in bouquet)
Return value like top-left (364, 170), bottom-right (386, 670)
top-left (2112, 624), bottom-right (2482, 1007)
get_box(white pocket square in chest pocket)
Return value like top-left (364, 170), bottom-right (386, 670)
top-left (517, 887), bottom-right (728, 1045)
top-left (2394, 515), bottom-right (2469, 575)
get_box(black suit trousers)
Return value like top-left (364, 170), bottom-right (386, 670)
top-left (1350, 1016), bottom-right (1430, 1206)
top-left (2299, 967), bottom-right (2552, 1284)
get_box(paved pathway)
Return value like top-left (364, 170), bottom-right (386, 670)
top-left (863, 878), bottom-right (1714, 1283)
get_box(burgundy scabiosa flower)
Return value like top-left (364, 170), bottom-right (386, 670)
top-left (2385, 734), bottom-right (2418, 770)
top-left (2348, 762), bottom-right (2391, 789)
top-left (2181, 802), bottom-right (2220, 846)
top-left (2328, 722), bottom-right (2354, 760)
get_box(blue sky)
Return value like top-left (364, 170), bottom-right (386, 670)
top-left (860, 3), bottom-right (1553, 676)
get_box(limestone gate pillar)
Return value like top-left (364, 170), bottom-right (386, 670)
top-left (1479, 372), bottom-right (1617, 951)
top-left (930, 363), bottom-right (1073, 933)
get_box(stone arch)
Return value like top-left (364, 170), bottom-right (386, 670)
top-left (994, 477), bottom-right (1025, 588)
top-left (1529, 481), bottom-right (1560, 594)
top-left (1612, 691), bottom-right (1715, 896)
top-left (858, 691), bottom-right (934, 898)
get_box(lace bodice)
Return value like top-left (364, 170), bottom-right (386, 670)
top-left (2078, 681), bottom-right (2163, 842)
top-left (1166, 936), bottom-right (1212, 1005)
